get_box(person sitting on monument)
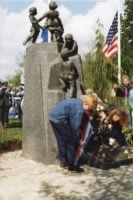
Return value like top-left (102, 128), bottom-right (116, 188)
top-left (23, 7), bottom-right (44, 45)
top-left (38, 1), bottom-right (64, 42)
top-left (59, 49), bottom-right (79, 97)
top-left (61, 33), bottom-right (78, 59)
top-left (49, 94), bottom-right (97, 172)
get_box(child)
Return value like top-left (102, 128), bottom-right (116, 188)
top-left (59, 61), bottom-right (79, 97)
top-left (23, 7), bottom-right (43, 45)
top-left (38, 1), bottom-right (64, 42)
top-left (107, 108), bottom-right (128, 147)
top-left (61, 33), bottom-right (78, 59)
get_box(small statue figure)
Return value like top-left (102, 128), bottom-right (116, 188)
top-left (59, 49), bottom-right (79, 98)
top-left (38, 1), bottom-right (64, 42)
top-left (61, 33), bottom-right (78, 59)
top-left (23, 7), bottom-right (43, 45)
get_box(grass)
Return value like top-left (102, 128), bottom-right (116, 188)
top-left (0, 118), bottom-right (22, 151)
top-left (4, 118), bottom-right (22, 141)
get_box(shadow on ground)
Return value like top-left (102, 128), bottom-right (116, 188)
top-left (39, 164), bottom-right (133, 200)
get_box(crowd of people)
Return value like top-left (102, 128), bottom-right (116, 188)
top-left (0, 81), bottom-right (24, 128)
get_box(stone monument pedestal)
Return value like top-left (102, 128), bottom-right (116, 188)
top-left (23, 42), bottom-right (84, 164)
top-left (23, 42), bottom-right (65, 164)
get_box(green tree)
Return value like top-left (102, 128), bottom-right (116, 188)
top-left (121, 0), bottom-right (133, 76)
top-left (7, 52), bottom-right (24, 87)
top-left (7, 70), bottom-right (22, 86)
top-left (84, 19), bottom-right (116, 100)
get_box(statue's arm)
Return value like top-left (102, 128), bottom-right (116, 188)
top-left (38, 12), bottom-right (48, 22)
top-left (30, 16), bottom-right (43, 29)
top-left (68, 41), bottom-right (78, 54)
top-left (57, 17), bottom-right (64, 32)
top-left (30, 16), bottom-right (38, 25)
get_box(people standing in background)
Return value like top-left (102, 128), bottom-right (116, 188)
top-left (0, 82), bottom-right (11, 127)
top-left (115, 75), bottom-right (131, 105)
top-left (3, 83), bottom-right (12, 127)
top-left (15, 85), bottom-right (24, 121)
top-left (0, 82), bottom-right (6, 126)
top-left (128, 86), bottom-right (133, 129)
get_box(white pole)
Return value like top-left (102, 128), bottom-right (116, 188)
top-left (48, 0), bottom-right (51, 42)
top-left (118, 0), bottom-right (121, 84)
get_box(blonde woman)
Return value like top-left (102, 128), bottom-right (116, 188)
top-left (49, 95), bottom-right (97, 172)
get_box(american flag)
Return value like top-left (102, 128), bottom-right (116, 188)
top-left (102, 12), bottom-right (118, 58)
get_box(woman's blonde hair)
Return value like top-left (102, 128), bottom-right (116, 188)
top-left (122, 75), bottom-right (129, 81)
top-left (81, 94), bottom-right (98, 107)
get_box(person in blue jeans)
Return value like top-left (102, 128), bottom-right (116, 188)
top-left (49, 94), bottom-right (97, 172)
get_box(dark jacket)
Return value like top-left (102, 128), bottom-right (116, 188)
top-left (116, 84), bottom-right (131, 97)
top-left (0, 87), bottom-right (6, 107)
top-left (111, 122), bottom-right (126, 146)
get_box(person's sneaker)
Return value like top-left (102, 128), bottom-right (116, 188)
top-left (68, 165), bottom-right (84, 173)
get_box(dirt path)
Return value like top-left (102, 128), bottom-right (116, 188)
top-left (0, 150), bottom-right (133, 200)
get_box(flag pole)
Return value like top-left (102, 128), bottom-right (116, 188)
top-left (48, 0), bottom-right (51, 4)
top-left (48, 0), bottom-right (51, 42)
top-left (118, 0), bottom-right (121, 84)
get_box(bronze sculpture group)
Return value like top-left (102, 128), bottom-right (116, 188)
top-left (23, 1), bottom-right (83, 98)
top-left (23, 1), bottom-right (64, 45)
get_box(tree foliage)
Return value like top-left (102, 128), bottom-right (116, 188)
top-left (7, 52), bottom-right (24, 87)
top-left (8, 70), bottom-right (21, 86)
top-left (121, 0), bottom-right (133, 76)
top-left (83, 19), bottom-right (116, 100)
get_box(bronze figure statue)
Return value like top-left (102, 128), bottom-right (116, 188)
top-left (38, 1), bottom-right (64, 42)
top-left (61, 33), bottom-right (78, 59)
top-left (59, 49), bottom-right (79, 98)
top-left (23, 7), bottom-right (43, 45)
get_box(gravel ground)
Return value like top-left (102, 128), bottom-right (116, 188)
top-left (0, 150), bottom-right (133, 200)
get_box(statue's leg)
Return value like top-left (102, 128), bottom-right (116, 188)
top-left (23, 35), bottom-right (33, 45)
top-left (59, 78), bottom-right (67, 92)
top-left (50, 33), bottom-right (54, 41)
top-left (52, 32), bottom-right (57, 42)
top-left (80, 81), bottom-right (85, 94)
top-left (23, 31), bottom-right (35, 45)
top-left (55, 30), bottom-right (64, 43)
top-left (69, 81), bottom-right (77, 98)
top-left (50, 30), bottom-right (58, 42)
top-left (32, 30), bottom-right (40, 43)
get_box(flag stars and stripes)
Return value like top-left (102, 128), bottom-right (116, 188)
top-left (102, 12), bottom-right (118, 58)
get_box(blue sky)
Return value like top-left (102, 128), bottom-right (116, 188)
top-left (0, 0), bottom-right (96, 14)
